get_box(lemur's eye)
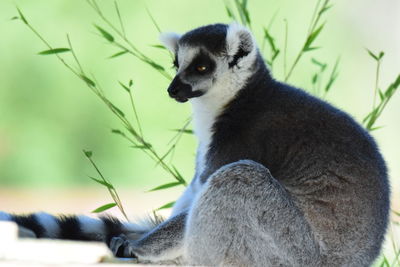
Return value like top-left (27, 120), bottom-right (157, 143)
top-left (196, 65), bottom-right (207, 73)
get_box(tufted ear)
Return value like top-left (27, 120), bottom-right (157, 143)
top-left (159, 32), bottom-right (181, 53)
top-left (226, 23), bottom-right (256, 67)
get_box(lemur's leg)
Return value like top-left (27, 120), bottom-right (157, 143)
top-left (111, 212), bottom-right (187, 263)
top-left (111, 160), bottom-right (322, 265)
top-left (184, 160), bottom-right (322, 266)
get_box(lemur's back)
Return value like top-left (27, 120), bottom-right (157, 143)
top-left (207, 71), bottom-right (390, 265)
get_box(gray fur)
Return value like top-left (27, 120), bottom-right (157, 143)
top-left (111, 23), bottom-right (390, 266)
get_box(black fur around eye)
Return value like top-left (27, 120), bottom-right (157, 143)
top-left (188, 52), bottom-right (215, 75)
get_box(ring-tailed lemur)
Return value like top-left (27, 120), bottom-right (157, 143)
top-left (1, 23), bottom-right (390, 266)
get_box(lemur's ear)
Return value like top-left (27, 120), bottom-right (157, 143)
top-left (159, 32), bottom-right (181, 53)
top-left (226, 23), bottom-right (256, 67)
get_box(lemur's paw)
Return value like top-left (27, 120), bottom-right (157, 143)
top-left (110, 234), bottom-right (137, 258)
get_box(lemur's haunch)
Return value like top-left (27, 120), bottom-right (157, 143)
top-left (1, 23), bottom-right (390, 266)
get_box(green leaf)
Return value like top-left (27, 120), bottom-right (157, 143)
top-left (172, 129), bottom-right (194, 134)
top-left (311, 58), bottom-right (327, 70)
top-left (304, 23), bottom-right (325, 51)
top-left (378, 89), bottom-right (385, 101)
top-left (393, 209), bottom-right (400, 217)
top-left (366, 49), bottom-right (379, 61)
top-left (89, 176), bottom-right (114, 189)
top-left (148, 182), bottom-right (183, 192)
top-left (319, 4), bottom-right (332, 16)
top-left (263, 28), bottom-right (278, 53)
top-left (92, 203), bottom-right (117, 213)
top-left (94, 24), bottom-right (114, 42)
top-left (16, 7), bottom-right (28, 24)
top-left (38, 48), bottom-right (71, 55)
top-left (225, 6), bottom-right (234, 19)
top-left (156, 201), bottom-right (175, 211)
top-left (146, 61), bottom-right (165, 71)
top-left (111, 129), bottom-right (125, 136)
top-left (110, 103), bottom-right (125, 117)
top-left (271, 50), bottom-right (280, 61)
top-left (324, 57), bottom-right (340, 93)
top-left (83, 150), bottom-right (93, 158)
top-left (118, 81), bottom-right (130, 93)
top-left (128, 79), bottom-right (133, 87)
top-left (303, 47), bottom-right (320, 52)
top-left (109, 50), bottom-right (128, 59)
top-left (369, 126), bottom-right (384, 131)
top-left (80, 75), bottom-right (96, 87)
top-left (172, 165), bottom-right (186, 184)
top-left (379, 256), bottom-right (390, 267)
top-left (150, 44), bottom-right (167, 50)
top-left (10, 16), bottom-right (19, 21)
top-left (311, 73), bottom-right (318, 84)
top-left (378, 51), bottom-right (384, 60)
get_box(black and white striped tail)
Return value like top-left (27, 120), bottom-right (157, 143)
top-left (0, 211), bottom-right (161, 244)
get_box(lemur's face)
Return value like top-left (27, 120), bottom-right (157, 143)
top-left (160, 23), bottom-right (256, 103)
top-left (168, 47), bottom-right (218, 102)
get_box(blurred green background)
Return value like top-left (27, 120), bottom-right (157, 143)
top-left (0, 0), bottom-right (399, 196)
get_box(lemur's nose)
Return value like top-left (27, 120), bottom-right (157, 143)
top-left (168, 86), bottom-right (179, 96)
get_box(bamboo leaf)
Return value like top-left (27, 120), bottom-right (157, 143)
top-left (311, 58), bottom-right (327, 69)
top-left (148, 182), bottom-right (183, 192)
top-left (369, 126), bottom-right (384, 131)
top-left (271, 50), bottom-right (280, 61)
top-left (319, 4), bottom-right (332, 16)
top-left (89, 176), bottom-right (114, 189)
top-left (393, 210), bottom-right (400, 217)
top-left (92, 203), bottom-right (117, 213)
top-left (111, 129), bottom-right (125, 136)
top-left (324, 57), bottom-right (340, 93)
top-left (80, 75), bottom-right (96, 87)
top-left (312, 73), bottom-right (318, 84)
top-left (156, 201), bottom-right (175, 211)
top-left (263, 28), bottom-right (278, 53)
top-left (172, 129), bottom-right (194, 134)
top-left (38, 48), bottom-right (71, 55)
top-left (150, 44), bottom-right (167, 50)
top-left (172, 165), bottom-right (186, 184)
top-left (303, 47), bottom-right (320, 52)
top-left (109, 50), bottom-right (128, 59)
top-left (94, 24), bottom-right (114, 42)
top-left (304, 23), bottom-right (325, 51)
top-left (366, 49), bottom-right (379, 61)
top-left (146, 61), bottom-right (165, 71)
top-left (378, 89), bottom-right (385, 101)
top-left (225, 6), bottom-right (234, 19)
top-left (118, 81), bottom-right (130, 93)
top-left (83, 150), bottom-right (93, 158)
top-left (16, 7), bottom-right (28, 24)
top-left (110, 103), bottom-right (125, 117)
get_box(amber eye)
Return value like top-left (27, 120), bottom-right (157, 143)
top-left (196, 65), bottom-right (207, 73)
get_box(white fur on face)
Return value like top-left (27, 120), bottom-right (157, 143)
top-left (159, 32), bottom-right (181, 53)
top-left (176, 46), bottom-right (198, 73)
